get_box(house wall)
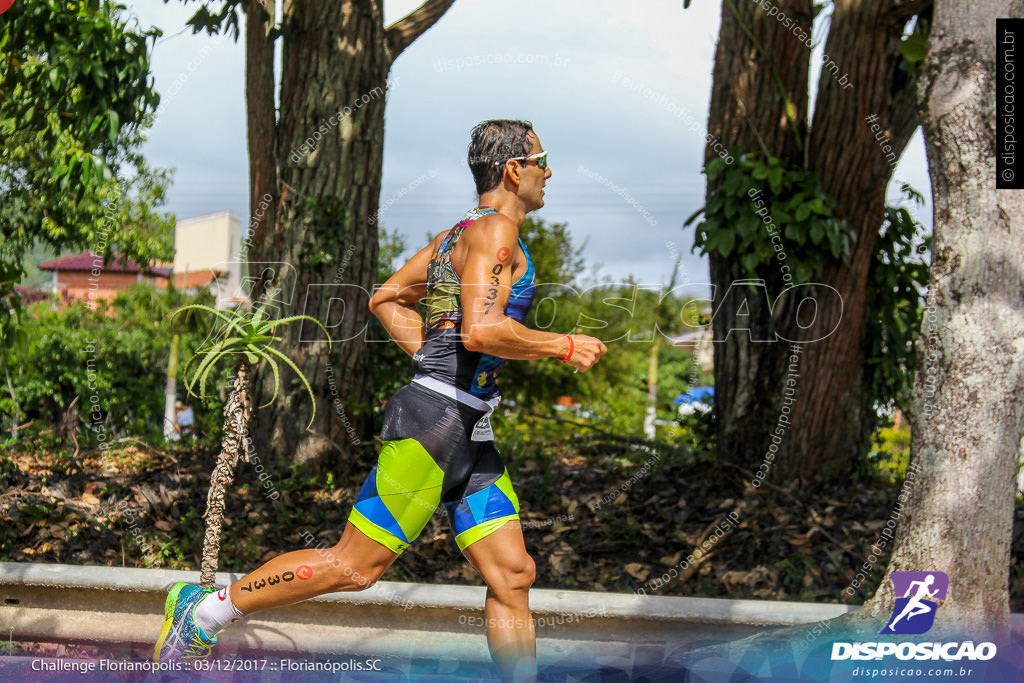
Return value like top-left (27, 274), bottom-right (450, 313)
top-left (173, 211), bottom-right (244, 306)
top-left (57, 271), bottom-right (166, 306)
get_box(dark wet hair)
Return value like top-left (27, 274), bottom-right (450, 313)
top-left (467, 120), bottom-right (534, 195)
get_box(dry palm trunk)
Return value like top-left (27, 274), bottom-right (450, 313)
top-left (199, 360), bottom-right (253, 588)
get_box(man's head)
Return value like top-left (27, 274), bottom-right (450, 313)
top-left (467, 120), bottom-right (551, 210)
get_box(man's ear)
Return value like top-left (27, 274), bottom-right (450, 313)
top-left (505, 160), bottom-right (522, 187)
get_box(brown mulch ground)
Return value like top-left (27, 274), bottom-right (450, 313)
top-left (2, 435), bottom-right (1023, 609)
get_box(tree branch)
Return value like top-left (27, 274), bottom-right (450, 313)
top-left (384, 0), bottom-right (456, 64)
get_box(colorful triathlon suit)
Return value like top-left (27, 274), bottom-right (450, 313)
top-left (348, 207), bottom-right (536, 553)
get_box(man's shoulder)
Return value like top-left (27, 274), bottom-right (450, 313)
top-left (462, 212), bottom-right (519, 244)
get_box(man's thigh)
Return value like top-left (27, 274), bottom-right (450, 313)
top-left (443, 440), bottom-right (521, 553)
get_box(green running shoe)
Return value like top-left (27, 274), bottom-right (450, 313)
top-left (153, 581), bottom-right (217, 663)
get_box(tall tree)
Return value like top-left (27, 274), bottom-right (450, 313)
top-left (682, 4), bottom-right (1019, 655)
top-left (695, 0), bottom-right (929, 485)
top-left (858, 0), bottom-right (1024, 635)
top-left (181, 0), bottom-right (455, 470)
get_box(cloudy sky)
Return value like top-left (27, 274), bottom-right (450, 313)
top-left (125, 0), bottom-right (931, 291)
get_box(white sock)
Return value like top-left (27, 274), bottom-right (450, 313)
top-left (193, 586), bottom-right (245, 638)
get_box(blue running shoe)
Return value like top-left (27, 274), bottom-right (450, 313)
top-left (153, 581), bottom-right (217, 663)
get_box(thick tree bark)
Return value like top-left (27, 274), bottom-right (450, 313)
top-left (242, 1), bottom-right (453, 473)
top-left (860, 0), bottom-right (1024, 636)
top-left (782, 0), bottom-right (924, 482)
top-left (245, 0), bottom-right (276, 257)
top-left (705, 0), bottom-right (812, 477)
top-left (703, 0), bottom-right (926, 486)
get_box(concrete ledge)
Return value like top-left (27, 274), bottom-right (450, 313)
top-left (0, 562), bottom-right (857, 663)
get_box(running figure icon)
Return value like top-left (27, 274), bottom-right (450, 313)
top-left (881, 571), bottom-right (948, 635)
top-left (886, 574), bottom-right (938, 630)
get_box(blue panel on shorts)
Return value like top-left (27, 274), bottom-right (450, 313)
top-left (446, 481), bottom-right (516, 536)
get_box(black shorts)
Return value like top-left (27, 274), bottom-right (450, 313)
top-left (347, 383), bottom-right (520, 553)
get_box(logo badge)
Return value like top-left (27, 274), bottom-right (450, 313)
top-left (881, 571), bottom-right (948, 634)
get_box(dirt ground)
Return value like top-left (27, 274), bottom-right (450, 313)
top-left (2, 435), bottom-right (1023, 610)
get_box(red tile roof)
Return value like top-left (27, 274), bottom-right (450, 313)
top-left (38, 252), bottom-right (169, 277)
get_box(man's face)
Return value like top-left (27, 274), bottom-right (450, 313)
top-left (518, 131), bottom-right (552, 211)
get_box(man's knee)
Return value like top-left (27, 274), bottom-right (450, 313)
top-left (324, 549), bottom-right (388, 592)
top-left (346, 565), bottom-right (386, 591)
top-left (490, 554), bottom-right (536, 598)
top-left (518, 555), bottom-right (537, 591)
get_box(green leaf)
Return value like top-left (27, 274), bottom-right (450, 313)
top-left (258, 353), bottom-right (281, 409)
top-left (683, 207), bottom-right (705, 227)
top-left (810, 222), bottom-right (824, 244)
top-left (108, 109), bottom-right (120, 143)
top-left (718, 229), bottom-right (736, 258)
top-left (742, 251), bottom-right (760, 272)
top-left (267, 314), bottom-right (332, 348)
top-left (174, 304), bottom-right (247, 339)
top-left (265, 346), bottom-right (318, 429)
top-left (899, 33), bottom-right (928, 63)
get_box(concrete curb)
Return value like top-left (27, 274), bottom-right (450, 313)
top-left (0, 561), bottom-right (858, 663)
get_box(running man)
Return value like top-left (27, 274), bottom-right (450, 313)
top-left (886, 573), bottom-right (940, 630)
top-left (154, 120), bottom-right (607, 682)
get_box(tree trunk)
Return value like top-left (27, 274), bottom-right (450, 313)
top-left (703, 0), bottom-right (925, 486)
top-left (644, 338), bottom-right (661, 439)
top-left (781, 0), bottom-right (924, 483)
top-left (860, 0), bottom-right (1024, 636)
top-left (705, 0), bottom-right (812, 478)
top-left (200, 361), bottom-right (253, 588)
top-left (243, 1), bottom-right (453, 474)
top-left (163, 332), bottom-right (179, 441)
top-left (3, 364), bottom-right (19, 441)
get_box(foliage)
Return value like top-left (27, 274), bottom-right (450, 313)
top-left (0, 0), bottom-right (175, 351)
top-left (898, 15), bottom-right (931, 75)
top-left (174, 0), bottom-right (250, 39)
top-left (0, 285), bottom-right (224, 446)
top-left (519, 217), bottom-right (588, 288)
top-left (371, 227), bottom-right (414, 420)
top-left (670, 404), bottom-right (717, 463)
top-left (176, 303), bottom-right (331, 429)
top-left (367, 216), bottom-right (707, 454)
top-left (867, 421), bottom-right (912, 483)
top-left (493, 217), bottom-right (590, 413)
top-left (685, 153), bottom-right (855, 285)
top-left (865, 184), bottom-right (931, 413)
top-left (500, 220), bottom-right (706, 447)
top-left (686, 155), bottom-right (930, 417)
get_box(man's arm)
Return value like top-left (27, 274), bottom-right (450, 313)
top-left (460, 215), bottom-right (606, 371)
top-left (368, 239), bottom-right (435, 357)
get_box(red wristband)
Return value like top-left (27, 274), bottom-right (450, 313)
top-left (558, 334), bottom-right (574, 363)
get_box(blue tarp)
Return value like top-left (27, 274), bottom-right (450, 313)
top-left (673, 386), bottom-right (714, 405)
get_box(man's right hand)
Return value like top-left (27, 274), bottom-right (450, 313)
top-left (565, 334), bottom-right (607, 372)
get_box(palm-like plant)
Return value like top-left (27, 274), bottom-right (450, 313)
top-left (173, 301), bottom-right (330, 588)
